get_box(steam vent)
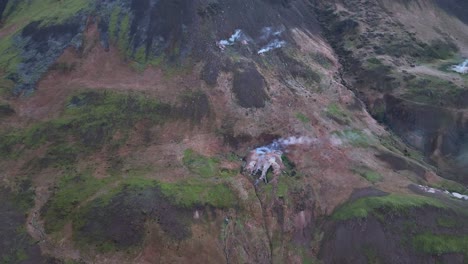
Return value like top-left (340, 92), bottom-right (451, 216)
top-left (0, 0), bottom-right (467, 263)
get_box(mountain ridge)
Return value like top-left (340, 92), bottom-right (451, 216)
top-left (0, 0), bottom-right (467, 263)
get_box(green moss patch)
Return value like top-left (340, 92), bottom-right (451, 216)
top-left (332, 194), bottom-right (445, 221)
top-left (4, 0), bottom-right (91, 27)
top-left (436, 217), bottom-right (458, 228)
top-left (413, 233), bottom-right (468, 256)
top-left (352, 166), bottom-right (383, 184)
top-left (182, 149), bottom-right (220, 178)
top-left (160, 181), bottom-right (237, 208)
top-left (42, 170), bottom-right (112, 233)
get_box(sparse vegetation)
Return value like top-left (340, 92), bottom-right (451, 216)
top-left (365, 57), bottom-right (384, 70)
top-left (333, 129), bottom-right (371, 147)
top-left (379, 37), bottom-right (457, 61)
top-left (325, 103), bottom-right (350, 124)
top-left (421, 40), bottom-right (459, 61)
top-left (402, 75), bottom-right (464, 106)
top-left (0, 90), bottom-right (172, 159)
top-left (312, 52), bottom-right (333, 69)
top-left (296, 112), bottom-right (310, 124)
top-left (108, 6), bottom-right (121, 41)
top-left (436, 216), bottom-right (458, 228)
top-left (117, 14), bottom-right (131, 53)
top-left (367, 57), bottom-right (382, 65)
top-left (332, 194), bottom-right (445, 221)
top-left (363, 245), bottom-right (382, 264)
top-left (431, 180), bottom-right (468, 195)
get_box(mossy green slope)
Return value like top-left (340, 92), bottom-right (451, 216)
top-left (332, 194), bottom-right (445, 221)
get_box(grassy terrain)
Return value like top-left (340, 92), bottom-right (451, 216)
top-left (436, 216), bottom-right (458, 228)
top-left (0, 90), bottom-right (172, 160)
top-left (44, 174), bottom-right (238, 235)
top-left (160, 180), bottom-right (237, 208)
top-left (332, 194), bottom-right (445, 221)
top-left (431, 180), bottom-right (468, 195)
top-left (42, 170), bottom-right (113, 233)
top-left (182, 149), bottom-right (220, 178)
top-left (364, 57), bottom-right (384, 70)
top-left (402, 74), bottom-right (464, 106)
top-left (413, 233), bottom-right (468, 256)
top-left (182, 148), bottom-right (237, 179)
top-left (0, 37), bottom-right (21, 75)
top-left (352, 166), bottom-right (383, 184)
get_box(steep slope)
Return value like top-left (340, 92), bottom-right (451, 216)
top-left (0, 0), bottom-right (467, 263)
top-left (313, 0), bottom-right (468, 183)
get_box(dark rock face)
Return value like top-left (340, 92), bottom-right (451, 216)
top-left (130, 0), bottom-right (195, 61)
top-left (4, 0), bottom-right (321, 94)
top-left (76, 185), bottom-right (191, 250)
top-left (313, 0), bottom-right (468, 183)
top-left (375, 151), bottom-right (427, 178)
top-left (201, 60), bottom-right (221, 86)
top-left (348, 187), bottom-right (389, 203)
top-left (177, 91), bottom-right (211, 122)
top-left (13, 17), bottom-right (87, 95)
top-left (0, 103), bottom-right (15, 117)
top-left (321, 206), bottom-right (468, 264)
top-left (382, 95), bottom-right (468, 183)
top-left (383, 95), bottom-right (453, 152)
top-left (232, 64), bottom-right (269, 108)
top-left (0, 189), bottom-right (44, 263)
top-left (0, 0), bottom-right (8, 21)
top-left (98, 0), bottom-right (320, 60)
top-left (433, 0), bottom-right (468, 24)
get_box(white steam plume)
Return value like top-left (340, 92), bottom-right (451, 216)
top-left (218, 29), bottom-right (250, 50)
top-left (259, 26), bottom-right (284, 41)
top-left (451, 59), bottom-right (468, 74)
top-left (417, 185), bottom-right (468, 201)
top-left (258, 39), bottom-right (287, 54)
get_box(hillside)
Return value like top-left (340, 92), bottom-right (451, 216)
top-left (0, 0), bottom-right (467, 263)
